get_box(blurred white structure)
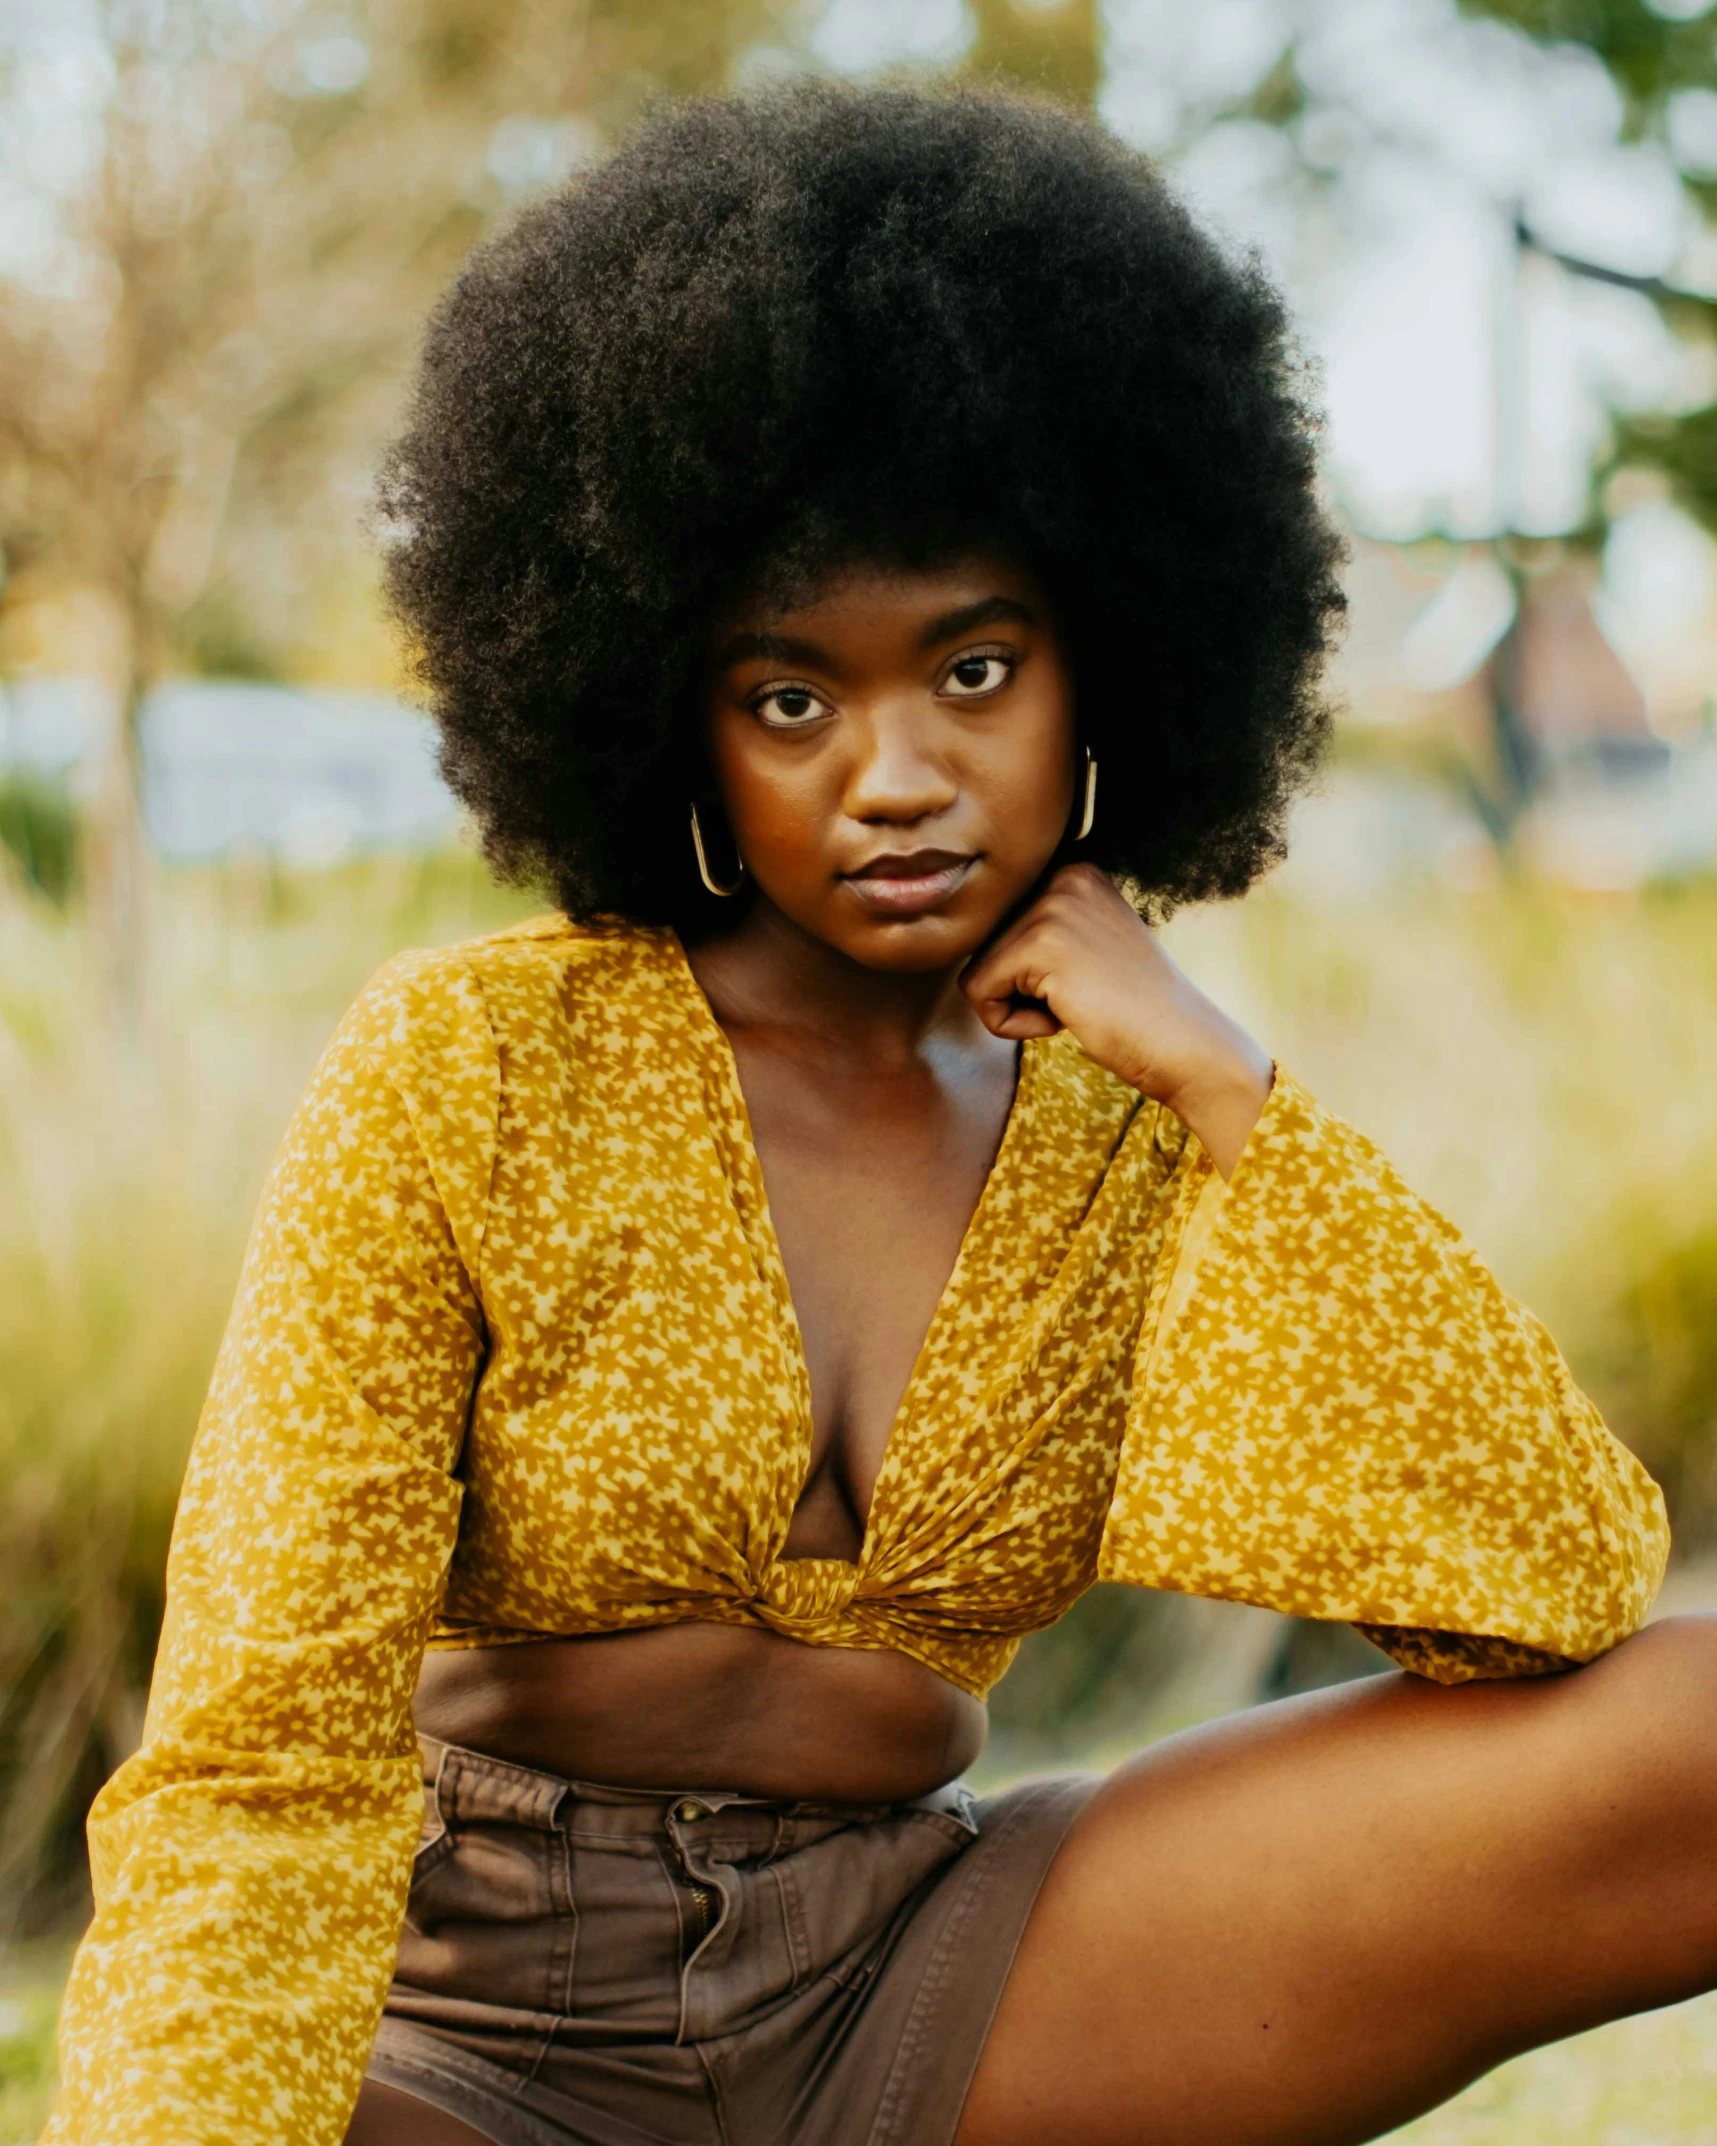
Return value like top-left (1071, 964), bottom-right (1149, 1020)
top-left (0, 678), bottom-right (459, 864)
top-left (1278, 745), bottom-right (1717, 905)
top-left (4, 653), bottom-right (1710, 900)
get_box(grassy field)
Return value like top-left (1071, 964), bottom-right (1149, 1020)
top-left (1388, 1994), bottom-right (1717, 2143)
top-left (2, 849), bottom-right (1716, 2137)
top-left (0, 850), bottom-right (538, 1923)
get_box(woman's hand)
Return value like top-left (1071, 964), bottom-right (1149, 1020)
top-left (960, 865), bottom-right (1274, 1177)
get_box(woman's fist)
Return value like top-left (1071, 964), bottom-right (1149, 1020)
top-left (960, 865), bottom-right (1273, 1177)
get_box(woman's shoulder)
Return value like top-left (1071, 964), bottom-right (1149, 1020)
top-left (310, 915), bottom-right (684, 1176)
top-left (344, 911), bottom-right (683, 1064)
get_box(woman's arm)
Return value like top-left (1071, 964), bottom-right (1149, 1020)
top-left (960, 863), bottom-right (1274, 1176)
top-left (964, 865), bottom-right (1668, 1677)
top-left (1103, 1072), bottom-right (1668, 1677)
top-left (44, 950), bottom-right (498, 2146)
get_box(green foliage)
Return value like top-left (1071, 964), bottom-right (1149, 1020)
top-left (0, 778), bottom-right (77, 905)
top-left (1452, 0), bottom-right (1717, 122)
top-left (965, 0), bottom-right (1100, 109)
top-left (176, 594), bottom-right (287, 683)
top-left (1615, 399), bottom-right (1717, 541)
top-left (1243, 0), bottom-right (1717, 541)
top-left (1586, 1219), bottom-right (1717, 1545)
top-left (1453, 0), bottom-right (1717, 536)
top-left (0, 1943), bottom-right (68, 2144)
top-left (987, 1585), bottom-right (1185, 1765)
top-left (1384, 1987), bottom-right (1717, 2142)
top-left (1247, 44), bottom-right (1308, 129)
top-left (0, 849), bottom-right (536, 1933)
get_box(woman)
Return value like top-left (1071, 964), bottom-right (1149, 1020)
top-left (47, 82), bottom-right (1715, 2146)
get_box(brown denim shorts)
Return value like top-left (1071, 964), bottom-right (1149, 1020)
top-left (364, 1736), bottom-right (1100, 2146)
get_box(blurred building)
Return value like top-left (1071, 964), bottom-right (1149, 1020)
top-left (1282, 535), bottom-right (1717, 904)
top-left (0, 678), bottom-right (458, 865)
top-left (3, 524), bottom-right (1714, 894)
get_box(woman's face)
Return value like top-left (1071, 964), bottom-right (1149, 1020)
top-left (703, 556), bottom-right (1078, 973)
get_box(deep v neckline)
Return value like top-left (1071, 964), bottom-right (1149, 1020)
top-left (663, 928), bottom-right (1036, 1571)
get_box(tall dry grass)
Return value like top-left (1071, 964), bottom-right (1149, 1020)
top-left (1165, 877), bottom-right (1717, 1534)
top-left (2, 853), bottom-right (1715, 1929)
top-left (0, 851), bottom-right (534, 1928)
top-left (986, 875), bottom-right (1717, 1767)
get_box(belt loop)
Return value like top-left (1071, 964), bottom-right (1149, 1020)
top-left (428, 1736), bottom-right (454, 1836)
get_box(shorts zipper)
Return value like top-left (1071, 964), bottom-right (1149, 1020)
top-left (683, 1873), bottom-right (719, 1942)
top-left (669, 1815), bottom-right (720, 1947)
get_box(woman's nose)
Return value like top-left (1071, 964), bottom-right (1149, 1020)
top-left (841, 705), bottom-right (959, 825)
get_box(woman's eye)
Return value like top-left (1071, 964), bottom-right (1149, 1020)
top-left (753, 685), bottom-right (828, 728)
top-left (943, 654), bottom-right (1012, 698)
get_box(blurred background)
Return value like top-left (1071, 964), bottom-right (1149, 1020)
top-left (3, 0), bottom-right (1717, 2136)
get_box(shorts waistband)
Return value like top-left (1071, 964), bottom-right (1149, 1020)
top-left (416, 1733), bottom-right (977, 1843)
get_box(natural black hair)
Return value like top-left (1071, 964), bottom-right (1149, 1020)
top-left (378, 79), bottom-right (1346, 930)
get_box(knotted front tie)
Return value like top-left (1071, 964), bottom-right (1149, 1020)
top-left (750, 1556), bottom-right (862, 1638)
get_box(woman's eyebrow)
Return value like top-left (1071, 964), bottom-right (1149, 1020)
top-left (714, 594), bottom-right (1034, 672)
top-left (714, 629), bottom-right (833, 670)
top-left (917, 595), bottom-right (1035, 648)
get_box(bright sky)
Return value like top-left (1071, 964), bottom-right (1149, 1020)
top-left (8, 0), bottom-right (1717, 669)
top-left (811, 0), bottom-right (1717, 693)
top-left (821, 0), bottom-right (1713, 531)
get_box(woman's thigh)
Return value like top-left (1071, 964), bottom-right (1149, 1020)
top-left (344, 2078), bottom-right (495, 2145)
top-left (958, 1616), bottom-right (1717, 2146)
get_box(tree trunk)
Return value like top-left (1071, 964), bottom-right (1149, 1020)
top-left (82, 602), bottom-right (153, 1029)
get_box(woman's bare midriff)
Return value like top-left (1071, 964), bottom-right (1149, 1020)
top-left (412, 1620), bottom-right (989, 1804)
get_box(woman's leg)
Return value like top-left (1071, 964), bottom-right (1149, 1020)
top-left (958, 1615), bottom-right (1717, 2146)
top-left (343, 2078), bottom-right (496, 2144)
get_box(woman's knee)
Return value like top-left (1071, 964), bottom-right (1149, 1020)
top-left (1585, 1613), bottom-right (1717, 1726)
top-left (1559, 1614), bottom-right (1717, 1836)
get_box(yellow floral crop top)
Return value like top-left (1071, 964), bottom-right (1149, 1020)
top-left (47, 914), bottom-right (1667, 2146)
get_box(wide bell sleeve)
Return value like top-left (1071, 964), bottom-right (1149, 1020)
top-left (44, 950), bottom-right (498, 2146)
top-left (1099, 1070), bottom-right (1669, 1683)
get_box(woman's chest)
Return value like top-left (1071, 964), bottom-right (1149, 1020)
top-left (452, 1018), bottom-right (1171, 1595)
top-left (727, 1033), bottom-right (1021, 1551)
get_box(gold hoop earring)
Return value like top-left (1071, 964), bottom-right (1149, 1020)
top-left (690, 802), bottom-right (745, 897)
top-left (1076, 749), bottom-right (1098, 841)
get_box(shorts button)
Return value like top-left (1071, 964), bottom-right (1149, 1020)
top-left (674, 1799), bottom-right (706, 1823)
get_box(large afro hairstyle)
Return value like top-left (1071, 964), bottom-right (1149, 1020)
top-left (378, 79), bottom-right (1347, 932)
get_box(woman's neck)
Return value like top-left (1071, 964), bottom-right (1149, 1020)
top-left (685, 895), bottom-right (991, 1069)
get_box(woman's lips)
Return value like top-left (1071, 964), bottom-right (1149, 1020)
top-left (842, 855), bottom-right (976, 918)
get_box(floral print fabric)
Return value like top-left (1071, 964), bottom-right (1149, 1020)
top-left (45, 914), bottom-right (1667, 2145)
